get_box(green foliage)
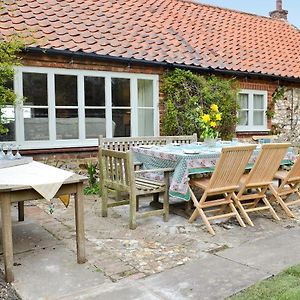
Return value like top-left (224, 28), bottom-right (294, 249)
top-left (0, 37), bottom-right (24, 134)
top-left (266, 86), bottom-right (286, 120)
top-left (81, 161), bottom-right (100, 195)
top-left (161, 69), bottom-right (239, 140)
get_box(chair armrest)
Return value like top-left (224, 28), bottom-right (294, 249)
top-left (135, 168), bottom-right (174, 174)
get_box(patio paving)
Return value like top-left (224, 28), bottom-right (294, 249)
top-left (1, 194), bottom-right (300, 299)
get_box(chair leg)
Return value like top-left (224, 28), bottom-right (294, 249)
top-left (101, 187), bottom-right (108, 217)
top-left (136, 196), bottom-right (139, 212)
top-left (197, 207), bottom-right (215, 235)
top-left (129, 194), bottom-right (137, 230)
top-left (269, 185), bottom-right (295, 218)
top-left (163, 190), bottom-right (169, 222)
top-left (233, 193), bottom-right (254, 226)
top-left (18, 201), bottom-right (24, 222)
top-left (153, 193), bottom-right (159, 203)
top-left (229, 202), bottom-right (246, 228)
top-left (261, 196), bottom-right (280, 221)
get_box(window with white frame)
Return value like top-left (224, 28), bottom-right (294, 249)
top-left (0, 67), bottom-right (159, 149)
top-left (236, 90), bottom-right (268, 131)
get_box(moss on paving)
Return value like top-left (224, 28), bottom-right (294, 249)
top-left (229, 264), bottom-right (300, 300)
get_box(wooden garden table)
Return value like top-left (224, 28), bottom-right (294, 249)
top-left (0, 169), bottom-right (87, 283)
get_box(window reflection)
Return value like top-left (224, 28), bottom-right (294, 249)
top-left (112, 78), bottom-right (130, 107)
top-left (56, 109), bottom-right (79, 139)
top-left (55, 75), bottom-right (77, 106)
top-left (0, 107), bottom-right (15, 141)
top-left (112, 109), bottom-right (130, 137)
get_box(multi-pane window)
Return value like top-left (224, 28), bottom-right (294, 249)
top-left (237, 90), bottom-right (267, 131)
top-left (2, 67), bottom-right (158, 149)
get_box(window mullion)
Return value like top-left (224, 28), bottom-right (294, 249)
top-left (105, 76), bottom-right (112, 137)
top-left (14, 68), bottom-right (23, 144)
top-left (153, 77), bottom-right (159, 135)
top-left (131, 78), bottom-right (138, 136)
top-left (78, 74), bottom-right (85, 140)
top-left (249, 92), bottom-right (254, 128)
top-left (48, 72), bottom-right (56, 142)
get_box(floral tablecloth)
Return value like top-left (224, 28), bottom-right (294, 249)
top-left (132, 143), bottom-right (297, 201)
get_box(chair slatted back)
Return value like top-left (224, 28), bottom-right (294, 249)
top-left (99, 134), bottom-right (197, 151)
top-left (99, 149), bottom-right (134, 192)
top-left (245, 143), bottom-right (290, 186)
top-left (284, 155), bottom-right (300, 183)
top-left (207, 145), bottom-right (256, 192)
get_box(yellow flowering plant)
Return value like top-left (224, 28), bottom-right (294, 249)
top-left (199, 104), bottom-right (222, 139)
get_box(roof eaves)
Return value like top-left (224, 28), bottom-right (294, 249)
top-left (25, 47), bottom-right (300, 83)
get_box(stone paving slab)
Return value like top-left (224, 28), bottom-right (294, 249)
top-left (55, 253), bottom-right (269, 300)
top-left (217, 226), bottom-right (300, 275)
top-left (0, 222), bottom-right (62, 254)
top-left (11, 245), bottom-right (107, 300)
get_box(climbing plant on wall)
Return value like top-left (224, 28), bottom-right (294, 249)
top-left (161, 69), bottom-right (239, 140)
top-left (0, 37), bottom-right (24, 134)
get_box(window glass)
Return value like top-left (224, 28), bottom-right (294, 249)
top-left (55, 75), bottom-right (77, 106)
top-left (238, 111), bottom-right (248, 126)
top-left (24, 108), bottom-right (49, 141)
top-left (0, 107), bottom-right (15, 141)
top-left (112, 109), bottom-right (130, 137)
top-left (253, 94), bottom-right (264, 109)
top-left (112, 78), bottom-right (130, 107)
top-left (238, 94), bottom-right (248, 109)
top-left (253, 111), bottom-right (264, 126)
top-left (85, 109), bottom-right (106, 138)
top-left (138, 79), bottom-right (153, 107)
top-left (56, 109), bottom-right (79, 139)
top-left (23, 73), bottom-right (48, 105)
top-left (84, 76), bottom-right (105, 106)
top-left (138, 109), bottom-right (154, 136)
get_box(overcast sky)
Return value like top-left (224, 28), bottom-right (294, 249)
top-left (198, 0), bottom-right (300, 28)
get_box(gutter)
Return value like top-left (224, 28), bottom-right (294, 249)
top-left (25, 47), bottom-right (300, 84)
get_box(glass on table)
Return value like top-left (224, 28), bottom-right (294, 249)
top-left (6, 143), bottom-right (15, 160)
top-left (0, 143), bottom-right (6, 160)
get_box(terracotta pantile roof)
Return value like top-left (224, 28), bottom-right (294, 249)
top-left (1, 0), bottom-right (300, 79)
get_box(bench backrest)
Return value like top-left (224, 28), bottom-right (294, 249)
top-left (98, 134), bottom-right (197, 151)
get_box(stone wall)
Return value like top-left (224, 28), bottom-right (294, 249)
top-left (273, 88), bottom-right (300, 143)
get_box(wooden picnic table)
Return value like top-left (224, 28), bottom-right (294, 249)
top-left (0, 172), bottom-right (87, 283)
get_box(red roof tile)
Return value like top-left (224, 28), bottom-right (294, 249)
top-left (1, 0), bottom-right (300, 79)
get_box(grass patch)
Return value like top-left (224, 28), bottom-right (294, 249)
top-left (229, 264), bottom-right (300, 300)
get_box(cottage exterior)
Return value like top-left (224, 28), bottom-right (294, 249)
top-left (1, 0), bottom-right (300, 155)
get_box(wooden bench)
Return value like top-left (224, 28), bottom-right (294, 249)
top-left (98, 134), bottom-right (197, 151)
top-left (99, 149), bottom-right (173, 229)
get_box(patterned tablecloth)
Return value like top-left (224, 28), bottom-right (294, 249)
top-left (132, 142), bottom-right (297, 202)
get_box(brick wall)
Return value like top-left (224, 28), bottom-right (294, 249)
top-left (20, 52), bottom-right (300, 158)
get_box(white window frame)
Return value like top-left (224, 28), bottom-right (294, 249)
top-left (236, 89), bottom-right (268, 132)
top-left (8, 66), bottom-right (159, 149)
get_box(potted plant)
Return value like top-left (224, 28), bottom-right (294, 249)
top-left (199, 104), bottom-right (222, 146)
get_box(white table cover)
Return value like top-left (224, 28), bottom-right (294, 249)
top-left (0, 161), bottom-right (74, 200)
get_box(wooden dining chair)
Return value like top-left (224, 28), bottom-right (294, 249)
top-left (269, 154), bottom-right (300, 218)
top-left (233, 143), bottom-right (291, 226)
top-left (99, 149), bottom-right (173, 229)
top-left (188, 145), bottom-right (256, 235)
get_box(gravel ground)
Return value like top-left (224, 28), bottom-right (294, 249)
top-left (0, 271), bottom-right (21, 300)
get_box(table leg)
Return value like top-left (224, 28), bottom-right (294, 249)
top-left (1, 193), bottom-right (14, 282)
top-left (74, 182), bottom-right (86, 264)
top-left (18, 201), bottom-right (24, 222)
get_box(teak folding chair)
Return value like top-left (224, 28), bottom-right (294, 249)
top-left (269, 154), bottom-right (300, 218)
top-left (188, 145), bottom-right (256, 235)
top-left (99, 149), bottom-right (172, 229)
top-left (233, 143), bottom-right (291, 226)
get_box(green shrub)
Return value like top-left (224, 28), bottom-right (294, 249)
top-left (161, 69), bottom-right (239, 140)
